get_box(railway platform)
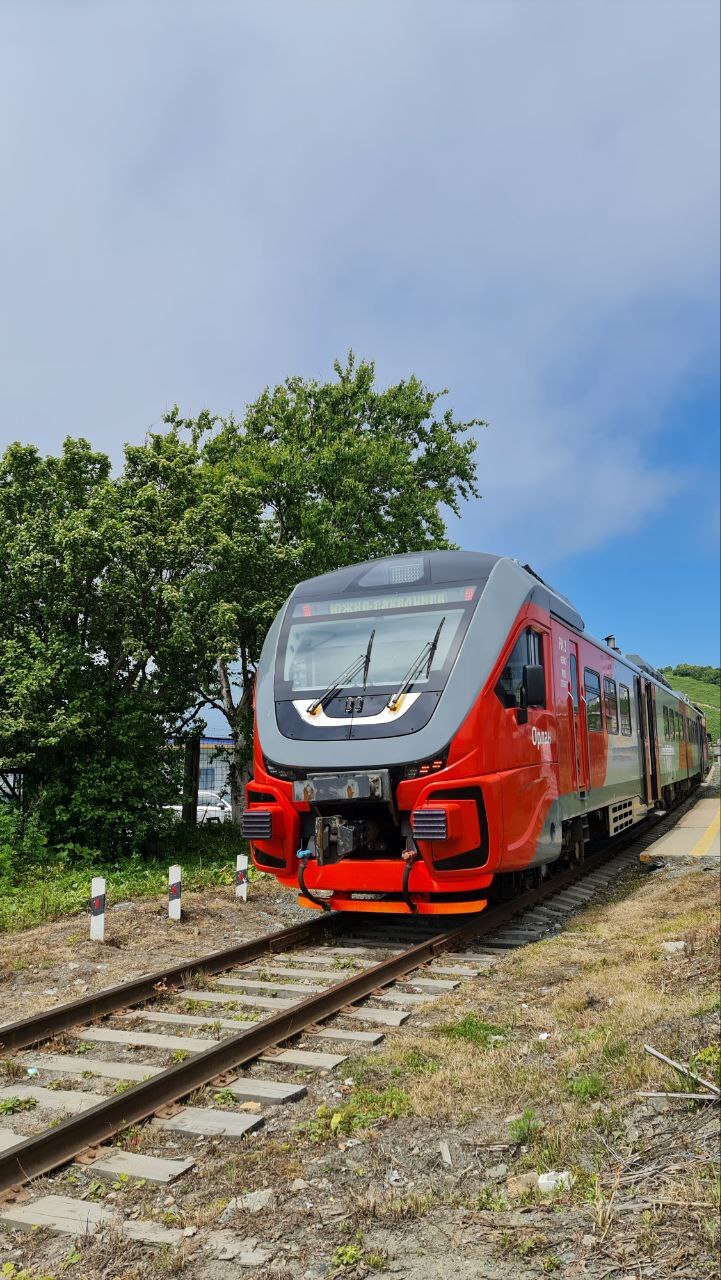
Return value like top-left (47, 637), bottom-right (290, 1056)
top-left (639, 765), bottom-right (720, 866)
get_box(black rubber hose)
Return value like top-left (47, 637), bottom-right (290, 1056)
top-left (298, 857), bottom-right (332, 913)
top-left (402, 855), bottom-right (419, 914)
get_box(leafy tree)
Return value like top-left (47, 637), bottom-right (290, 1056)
top-left (0, 354), bottom-right (482, 850)
top-left (171, 354), bottom-right (482, 811)
top-left (0, 436), bottom-right (211, 857)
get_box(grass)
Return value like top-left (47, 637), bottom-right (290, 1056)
top-left (301, 1085), bottom-right (412, 1142)
top-left (567, 1070), bottom-right (607, 1100)
top-left (660, 671), bottom-right (720, 740)
top-left (0, 833), bottom-right (261, 933)
top-left (436, 1013), bottom-right (507, 1047)
top-left (345, 868), bottom-right (720, 1201)
top-left (509, 1108), bottom-right (540, 1143)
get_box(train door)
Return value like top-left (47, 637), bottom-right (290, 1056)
top-left (568, 642), bottom-right (588, 796)
top-left (680, 707), bottom-right (690, 779)
top-left (636, 676), bottom-right (659, 804)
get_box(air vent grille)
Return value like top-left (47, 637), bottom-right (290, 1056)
top-left (241, 810), bottom-right (272, 840)
top-left (411, 808), bottom-right (447, 840)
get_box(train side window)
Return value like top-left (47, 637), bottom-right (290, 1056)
top-left (496, 628), bottom-right (545, 709)
top-left (604, 677), bottom-right (619, 734)
top-left (496, 632), bottom-right (527, 708)
top-left (663, 706), bottom-right (669, 739)
top-left (619, 684), bottom-right (632, 735)
top-left (584, 669), bottom-right (603, 732)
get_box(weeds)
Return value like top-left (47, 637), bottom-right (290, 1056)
top-left (516, 1234), bottom-right (547, 1258)
top-left (568, 1070), bottom-right (606, 1100)
top-left (476, 1185), bottom-right (508, 1211)
top-left (436, 1013), bottom-right (506, 1047)
top-left (213, 1088), bottom-right (237, 1107)
top-left (508, 1108), bottom-right (540, 1143)
top-left (0, 1095), bottom-right (37, 1115)
top-left (1, 1058), bottom-right (26, 1081)
top-left (692, 1043), bottom-right (721, 1086)
top-left (302, 1086), bottom-right (411, 1142)
top-left (355, 1190), bottom-right (437, 1220)
top-left (331, 1244), bottom-right (362, 1268)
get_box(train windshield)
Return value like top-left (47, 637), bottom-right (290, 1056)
top-left (278, 585), bottom-right (477, 696)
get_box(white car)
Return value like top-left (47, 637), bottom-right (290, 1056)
top-left (165, 791), bottom-right (233, 824)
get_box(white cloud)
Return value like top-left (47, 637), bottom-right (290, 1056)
top-left (0, 0), bottom-right (717, 563)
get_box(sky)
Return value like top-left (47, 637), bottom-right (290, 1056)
top-left (1, 0), bottom-right (719, 692)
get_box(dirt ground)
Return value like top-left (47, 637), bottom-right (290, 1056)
top-left (1, 849), bottom-right (719, 1280)
top-left (0, 876), bottom-right (307, 1023)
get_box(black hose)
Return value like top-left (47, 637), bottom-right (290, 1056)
top-left (402, 854), bottom-right (419, 914)
top-left (298, 857), bottom-right (332, 913)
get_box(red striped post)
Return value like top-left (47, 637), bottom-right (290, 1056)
top-left (235, 853), bottom-right (249, 902)
top-left (168, 865), bottom-right (181, 921)
top-left (89, 877), bottom-right (106, 942)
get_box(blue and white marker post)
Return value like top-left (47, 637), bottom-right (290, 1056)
top-left (168, 864), bottom-right (182, 921)
top-left (90, 876), bottom-right (106, 942)
top-left (235, 853), bottom-right (249, 902)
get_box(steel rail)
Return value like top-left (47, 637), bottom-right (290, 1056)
top-left (0, 913), bottom-right (342, 1055)
top-left (0, 842), bottom-right (621, 1194)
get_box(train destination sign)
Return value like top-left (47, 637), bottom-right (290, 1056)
top-left (294, 585), bottom-right (476, 617)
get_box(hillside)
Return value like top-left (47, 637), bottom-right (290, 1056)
top-left (662, 667), bottom-right (721, 741)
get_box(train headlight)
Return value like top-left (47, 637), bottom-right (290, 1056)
top-left (263, 758), bottom-right (306, 782)
top-left (402, 747), bottom-right (449, 780)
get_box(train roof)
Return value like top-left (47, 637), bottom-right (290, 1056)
top-left (292, 549), bottom-right (585, 630)
top-left (292, 550), bottom-right (503, 596)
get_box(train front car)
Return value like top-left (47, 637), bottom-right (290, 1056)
top-left (243, 551), bottom-right (567, 914)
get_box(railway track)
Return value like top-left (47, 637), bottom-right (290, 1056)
top-left (0, 794), bottom-right (702, 1248)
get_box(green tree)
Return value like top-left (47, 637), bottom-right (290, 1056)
top-left (174, 354), bottom-right (482, 810)
top-left (0, 435), bottom-right (211, 857)
top-left (0, 354), bottom-right (482, 850)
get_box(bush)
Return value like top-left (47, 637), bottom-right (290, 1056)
top-left (0, 805), bottom-right (48, 883)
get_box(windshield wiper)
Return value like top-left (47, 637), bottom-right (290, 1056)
top-left (307, 629), bottom-right (376, 716)
top-left (387, 617), bottom-right (445, 712)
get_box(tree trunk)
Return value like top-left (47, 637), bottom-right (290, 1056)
top-left (180, 735), bottom-right (200, 824)
top-left (217, 658), bottom-right (250, 824)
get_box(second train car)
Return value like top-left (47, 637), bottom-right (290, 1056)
top-left (242, 552), bottom-right (707, 913)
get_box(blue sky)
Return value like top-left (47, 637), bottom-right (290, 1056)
top-left (1, 1), bottom-right (718, 681)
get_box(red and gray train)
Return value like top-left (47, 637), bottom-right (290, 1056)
top-left (242, 552), bottom-right (708, 915)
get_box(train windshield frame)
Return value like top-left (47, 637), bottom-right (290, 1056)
top-left (274, 584), bottom-right (479, 699)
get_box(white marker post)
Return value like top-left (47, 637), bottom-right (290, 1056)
top-left (90, 876), bottom-right (106, 942)
top-left (168, 864), bottom-right (181, 920)
top-left (235, 853), bottom-right (249, 902)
